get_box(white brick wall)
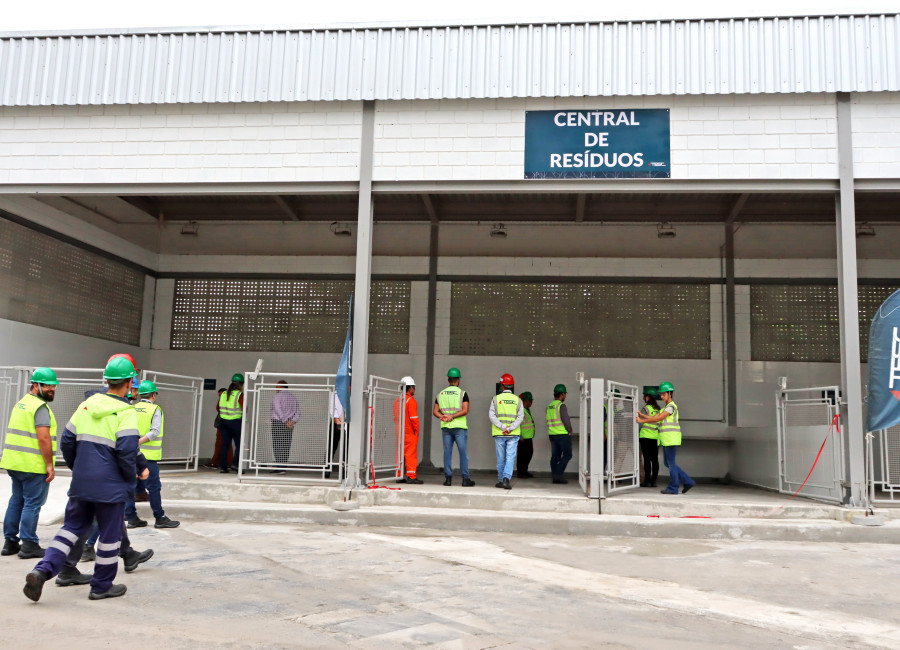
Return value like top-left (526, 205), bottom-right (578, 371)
top-left (374, 94), bottom-right (841, 181)
top-left (851, 92), bottom-right (900, 178)
top-left (0, 102), bottom-right (362, 184)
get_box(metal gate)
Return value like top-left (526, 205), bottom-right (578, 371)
top-left (365, 375), bottom-right (406, 483)
top-left (605, 381), bottom-right (640, 495)
top-left (0, 367), bottom-right (27, 464)
top-left (869, 424), bottom-right (900, 505)
top-left (49, 368), bottom-right (106, 462)
top-left (577, 373), bottom-right (601, 498)
top-left (776, 385), bottom-right (844, 503)
top-left (240, 372), bottom-right (341, 483)
top-left (141, 370), bottom-right (203, 472)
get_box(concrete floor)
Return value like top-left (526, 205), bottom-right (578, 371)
top-left (2, 520), bottom-right (900, 649)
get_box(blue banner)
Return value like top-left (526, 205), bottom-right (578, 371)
top-left (336, 296), bottom-right (353, 423)
top-left (866, 289), bottom-right (900, 432)
top-left (524, 109), bottom-right (670, 179)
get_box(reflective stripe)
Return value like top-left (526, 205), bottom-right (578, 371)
top-left (116, 428), bottom-right (139, 438)
top-left (2, 443), bottom-right (42, 455)
top-left (57, 529), bottom-right (79, 543)
top-left (95, 555), bottom-right (119, 565)
top-left (5, 427), bottom-right (39, 439)
top-left (48, 540), bottom-right (71, 554)
top-left (77, 434), bottom-right (116, 448)
top-left (97, 540), bottom-right (121, 552)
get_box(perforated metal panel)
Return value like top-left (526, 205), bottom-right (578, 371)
top-left (0, 217), bottom-right (144, 345)
top-left (884, 425), bottom-right (900, 487)
top-left (751, 284), bottom-right (900, 362)
top-left (171, 279), bottom-right (410, 353)
top-left (450, 282), bottom-right (710, 359)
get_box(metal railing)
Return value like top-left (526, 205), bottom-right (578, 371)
top-left (141, 370), bottom-right (203, 472)
top-left (0, 367), bottom-right (27, 464)
top-left (365, 375), bottom-right (406, 483)
top-left (606, 381), bottom-right (640, 496)
top-left (868, 424), bottom-right (900, 505)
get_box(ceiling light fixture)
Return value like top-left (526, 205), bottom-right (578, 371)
top-left (330, 222), bottom-right (353, 237)
top-left (856, 222), bottom-right (876, 238)
top-left (180, 221), bottom-right (199, 236)
top-left (489, 223), bottom-right (508, 238)
top-left (656, 222), bottom-right (676, 239)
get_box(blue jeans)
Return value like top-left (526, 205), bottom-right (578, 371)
top-left (494, 436), bottom-right (519, 480)
top-left (662, 445), bottom-right (695, 494)
top-left (4, 470), bottom-right (50, 543)
top-left (549, 434), bottom-right (573, 479)
top-left (442, 428), bottom-right (470, 479)
top-left (125, 460), bottom-right (164, 520)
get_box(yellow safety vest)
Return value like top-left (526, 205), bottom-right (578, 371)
top-left (520, 408), bottom-right (535, 440)
top-left (639, 404), bottom-right (661, 440)
top-left (546, 400), bottom-right (568, 436)
top-left (658, 401), bottom-right (682, 447)
top-left (491, 393), bottom-right (521, 437)
top-left (219, 390), bottom-right (243, 421)
top-left (0, 394), bottom-right (57, 474)
top-left (135, 401), bottom-right (164, 461)
top-left (437, 386), bottom-right (467, 429)
top-left (69, 393), bottom-right (138, 450)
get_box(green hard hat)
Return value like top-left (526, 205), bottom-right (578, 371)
top-left (658, 381), bottom-right (675, 393)
top-left (520, 391), bottom-right (533, 401)
top-left (103, 356), bottom-right (137, 381)
top-left (138, 380), bottom-right (158, 395)
top-left (643, 385), bottom-right (660, 397)
top-left (554, 383), bottom-right (567, 394)
top-left (31, 367), bottom-right (59, 386)
top-left (231, 373), bottom-right (245, 383)
top-left (447, 367), bottom-right (461, 379)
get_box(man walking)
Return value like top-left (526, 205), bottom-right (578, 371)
top-left (433, 368), bottom-right (475, 487)
top-left (489, 374), bottom-right (524, 490)
top-left (636, 381), bottom-right (695, 495)
top-left (546, 383), bottom-right (574, 484)
top-left (396, 376), bottom-right (422, 484)
top-left (1, 368), bottom-right (59, 559)
top-left (125, 380), bottom-right (180, 529)
top-left (516, 391), bottom-right (536, 478)
top-left (23, 356), bottom-right (147, 602)
top-left (270, 380), bottom-right (300, 474)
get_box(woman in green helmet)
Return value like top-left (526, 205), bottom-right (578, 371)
top-left (217, 373), bottom-right (245, 473)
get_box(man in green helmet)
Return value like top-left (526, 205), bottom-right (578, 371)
top-left (124, 380), bottom-right (180, 529)
top-left (1, 368), bottom-right (59, 559)
top-left (218, 373), bottom-right (245, 473)
top-left (636, 381), bottom-right (695, 495)
top-left (433, 367), bottom-right (475, 487)
top-left (546, 383), bottom-right (574, 484)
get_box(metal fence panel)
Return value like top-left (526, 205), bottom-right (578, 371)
top-left (366, 375), bottom-right (405, 483)
top-left (0, 367), bottom-right (27, 464)
top-left (48, 368), bottom-right (107, 461)
top-left (141, 370), bottom-right (202, 472)
top-left (870, 424), bottom-right (900, 504)
top-left (606, 381), bottom-right (640, 495)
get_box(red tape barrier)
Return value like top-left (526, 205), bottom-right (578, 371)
top-left (786, 413), bottom-right (840, 501)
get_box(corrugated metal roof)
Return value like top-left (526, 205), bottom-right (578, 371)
top-left (1, 15), bottom-right (898, 106)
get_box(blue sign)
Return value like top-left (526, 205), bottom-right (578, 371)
top-left (524, 109), bottom-right (670, 179)
top-left (866, 289), bottom-right (900, 432)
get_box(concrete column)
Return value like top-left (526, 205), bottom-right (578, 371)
top-left (345, 100), bottom-right (376, 489)
top-left (420, 220), bottom-right (439, 469)
top-left (725, 223), bottom-right (737, 427)
top-left (835, 92), bottom-right (866, 506)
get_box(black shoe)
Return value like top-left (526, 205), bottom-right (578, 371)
top-left (660, 490), bottom-right (678, 494)
top-left (682, 484), bottom-right (695, 494)
top-left (406, 478), bottom-right (424, 484)
top-left (502, 478), bottom-right (512, 490)
top-left (495, 481), bottom-right (504, 488)
top-left (23, 569), bottom-right (49, 602)
top-left (518, 472), bottom-right (534, 479)
top-left (126, 517), bottom-right (147, 529)
top-left (443, 477), bottom-right (452, 486)
top-left (154, 516), bottom-right (180, 529)
top-left (123, 548), bottom-right (154, 573)
top-left (56, 566), bottom-right (92, 586)
top-left (461, 478), bottom-right (476, 487)
top-left (89, 584), bottom-right (127, 600)
top-left (2, 538), bottom-right (20, 556)
top-left (80, 545), bottom-right (96, 563)
top-left (219, 468), bottom-right (230, 474)
top-left (640, 482), bottom-right (651, 488)
top-left (552, 478), bottom-right (568, 485)
top-left (396, 478), bottom-right (407, 483)
top-left (17, 540), bottom-right (45, 559)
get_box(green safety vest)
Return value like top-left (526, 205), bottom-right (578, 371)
top-left (218, 390), bottom-right (243, 420)
top-left (639, 404), bottom-right (661, 440)
top-left (0, 394), bottom-right (57, 474)
top-left (491, 393), bottom-right (521, 437)
top-left (520, 408), bottom-right (535, 440)
top-left (658, 401), bottom-right (682, 447)
top-left (135, 401), bottom-right (164, 461)
top-left (437, 386), bottom-right (467, 429)
top-left (546, 400), bottom-right (568, 436)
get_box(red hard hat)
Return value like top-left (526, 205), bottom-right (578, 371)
top-left (500, 373), bottom-right (515, 386)
top-left (108, 353), bottom-right (138, 371)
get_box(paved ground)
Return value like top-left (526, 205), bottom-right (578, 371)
top-left (2, 520), bottom-right (900, 649)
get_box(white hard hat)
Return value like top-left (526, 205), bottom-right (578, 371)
top-left (401, 376), bottom-right (415, 386)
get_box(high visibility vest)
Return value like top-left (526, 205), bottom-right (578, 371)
top-left (520, 408), bottom-right (535, 440)
top-left (639, 404), bottom-right (661, 440)
top-left (437, 386), bottom-right (467, 429)
top-left (0, 394), bottom-right (57, 474)
top-left (219, 390), bottom-right (243, 421)
top-left (658, 401), bottom-right (682, 447)
top-left (491, 393), bottom-right (521, 437)
top-left (546, 400), bottom-right (568, 435)
top-left (135, 401), bottom-right (164, 461)
top-left (69, 393), bottom-right (137, 450)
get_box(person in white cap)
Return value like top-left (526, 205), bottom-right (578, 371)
top-left (395, 376), bottom-right (422, 483)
